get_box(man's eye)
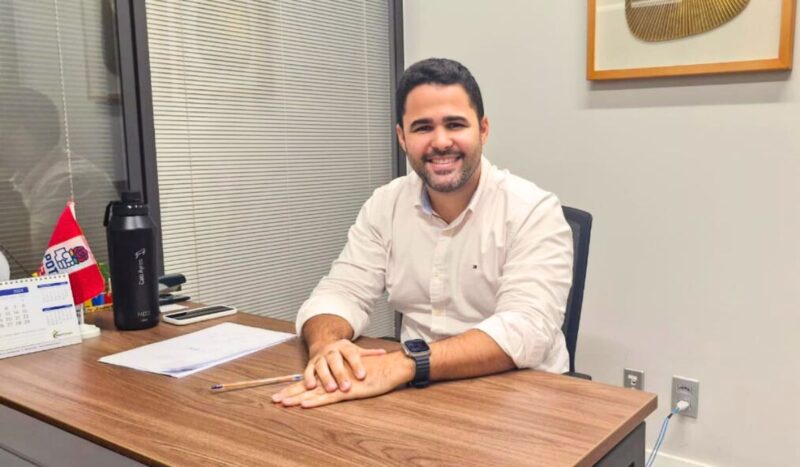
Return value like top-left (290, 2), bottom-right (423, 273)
top-left (447, 123), bottom-right (465, 129)
top-left (413, 126), bottom-right (431, 132)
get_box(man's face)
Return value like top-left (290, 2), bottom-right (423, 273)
top-left (396, 84), bottom-right (489, 194)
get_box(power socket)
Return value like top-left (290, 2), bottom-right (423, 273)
top-left (623, 368), bottom-right (644, 390)
top-left (671, 376), bottom-right (699, 418)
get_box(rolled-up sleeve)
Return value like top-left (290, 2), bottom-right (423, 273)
top-left (295, 190), bottom-right (389, 339)
top-left (474, 194), bottom-right (573, 370)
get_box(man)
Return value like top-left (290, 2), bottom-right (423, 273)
top-left (273, 58), bottom-right (573, 409)
top-left (0, 86), bottom-right (118, 277)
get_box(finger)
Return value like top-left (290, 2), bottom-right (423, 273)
top-left (359, 348), bottom-right (387, 356)
top-left (304, 361), bottom-right (317, 389)
top-left (281, 386), bottom-right (327, 407)
top-left (300, 390), bottom-right (345, 409)
top-left (271, 382), bottom-right (308, 404)
top-left (341, 347), bottom-right (367, 380)
top-left (315, 356), bottom-right (338, 392)
top-left (326, 350), bottom-right (352, 392)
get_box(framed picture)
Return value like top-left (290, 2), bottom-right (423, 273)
top-left (587, 0), bottom-right (797, 80)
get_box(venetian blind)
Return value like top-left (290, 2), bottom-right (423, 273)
top-left (146, 0), bottom-right (395, 336)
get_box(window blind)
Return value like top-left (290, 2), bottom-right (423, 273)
top-left (146, 0), bottom-right (395, 336)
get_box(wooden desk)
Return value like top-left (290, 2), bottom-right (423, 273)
top-left (0, 310), bottom-right (656, 466)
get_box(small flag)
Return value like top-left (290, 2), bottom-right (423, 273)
top-left (38, 201), bottom-right (105, 305)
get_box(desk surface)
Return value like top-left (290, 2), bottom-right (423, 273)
top-left (0, 309), bottom-right (656, 466)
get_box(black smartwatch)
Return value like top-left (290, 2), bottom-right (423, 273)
top-left (401, 339), bottom-right (431, 388)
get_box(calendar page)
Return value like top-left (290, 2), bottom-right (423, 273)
top-left (0, 274), bottom-right (82, 359)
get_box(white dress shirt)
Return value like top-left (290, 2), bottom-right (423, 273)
top-left (296, 157), bottom-right (574, 373)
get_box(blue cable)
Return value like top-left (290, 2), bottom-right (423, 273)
top-left (645, 406), bottom-right (680, 467)
top-left (646, 412), bottom-right (672, 466)
top-left (645, 415), bottom-right (669, 466)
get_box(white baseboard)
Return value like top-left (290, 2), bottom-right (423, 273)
top-left (646, 449), bottom-right (713, 467)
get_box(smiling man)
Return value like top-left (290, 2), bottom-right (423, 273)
top-left (273, 58), bottom-right (574, 408)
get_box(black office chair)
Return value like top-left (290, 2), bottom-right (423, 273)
top-left (561, 206), bottom-right (593, 380)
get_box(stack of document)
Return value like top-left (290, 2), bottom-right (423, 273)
top-left (99, 322), bottom-right (295, 378)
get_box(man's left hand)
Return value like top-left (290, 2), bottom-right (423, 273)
top-left (272, 351), bottom-right (414, 409)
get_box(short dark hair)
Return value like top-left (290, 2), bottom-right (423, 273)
top-left (395, 58), bottom-right (484, 126)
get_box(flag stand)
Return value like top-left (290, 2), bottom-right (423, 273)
top-left (77, 304), bottom-right (101, 339)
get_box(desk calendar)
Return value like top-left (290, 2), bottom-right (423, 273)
top-left (0, 274), bottom-right (82, 359)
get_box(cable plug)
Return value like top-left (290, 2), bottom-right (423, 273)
top-left (675, 400), bottom-right (691, 413)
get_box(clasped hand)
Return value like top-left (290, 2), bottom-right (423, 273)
top-left (272, 340), bottom-right (413, 409)
top-left (305, 339), bottom-right (386, 392)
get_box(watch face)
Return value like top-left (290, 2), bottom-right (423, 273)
top-left (405, 339), bottom-right (429, 353)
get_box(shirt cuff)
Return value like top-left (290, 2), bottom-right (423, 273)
top-left (295, 294), bottom-right (370, 339)
top-left (473, 312), bottom-right (551, 370)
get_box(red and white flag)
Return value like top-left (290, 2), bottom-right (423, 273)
top-left (38, 201), bottom-right (105, 305)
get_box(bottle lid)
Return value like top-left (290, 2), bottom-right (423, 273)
top-left (110, 191), bottom-right (149, 216)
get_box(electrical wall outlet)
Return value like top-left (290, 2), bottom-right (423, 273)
top-left (623, 368), bottom-right (644, 390)
top-left (671, 376), bottom-right (699, 418)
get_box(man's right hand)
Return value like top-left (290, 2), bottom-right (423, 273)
top-left (305, 339), bottom-right (386, 392)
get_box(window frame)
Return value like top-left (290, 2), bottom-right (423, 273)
top-left (115, 0), bottom-right (163, 273)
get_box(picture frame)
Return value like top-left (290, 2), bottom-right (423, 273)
top-left (587, 0), bottom-right (797, 80)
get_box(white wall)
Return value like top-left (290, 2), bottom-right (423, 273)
top-left (404, 1), bottom-right (800, 466)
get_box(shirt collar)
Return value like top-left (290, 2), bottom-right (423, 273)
top-left (419, 185), bottom-right (434, 215)
top-left (465, 157), bottom-right (489, 214)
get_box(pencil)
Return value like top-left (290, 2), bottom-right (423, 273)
top-left (210, 374), bottom-right (303, 393)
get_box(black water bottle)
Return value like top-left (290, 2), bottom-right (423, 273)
top-left (103, 191), bottom-right (160, 330)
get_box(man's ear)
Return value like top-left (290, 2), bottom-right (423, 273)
top-left (395, 124), bottom-right (407, 152)
top-left (479, 116), bottom-right (490, 145)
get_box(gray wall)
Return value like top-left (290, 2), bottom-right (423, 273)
top-left (404, 1), bottom-right (800, 465)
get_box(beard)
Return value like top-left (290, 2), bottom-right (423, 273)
top-left (411, 149), bottom-right (480, 193)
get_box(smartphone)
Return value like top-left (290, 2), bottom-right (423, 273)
top-left (162, 305), bottom-right (237, 325)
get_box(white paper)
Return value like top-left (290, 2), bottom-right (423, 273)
top-left (99, 322), bottom-right (295, 378)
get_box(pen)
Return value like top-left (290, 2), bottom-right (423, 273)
top-left (210, 373), bottom-right (303, 393)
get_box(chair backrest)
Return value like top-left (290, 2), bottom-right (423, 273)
top-left (561, 206), bottom-right (593, 373)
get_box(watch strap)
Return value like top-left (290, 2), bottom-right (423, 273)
top-left (409, 353), bottom-right (430, 388)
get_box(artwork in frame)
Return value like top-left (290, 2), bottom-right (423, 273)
top-left (587, 0), bottom-right (797, 80)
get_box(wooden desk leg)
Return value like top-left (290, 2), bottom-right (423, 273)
top-left (594, 422), bottom-right (646, 467)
